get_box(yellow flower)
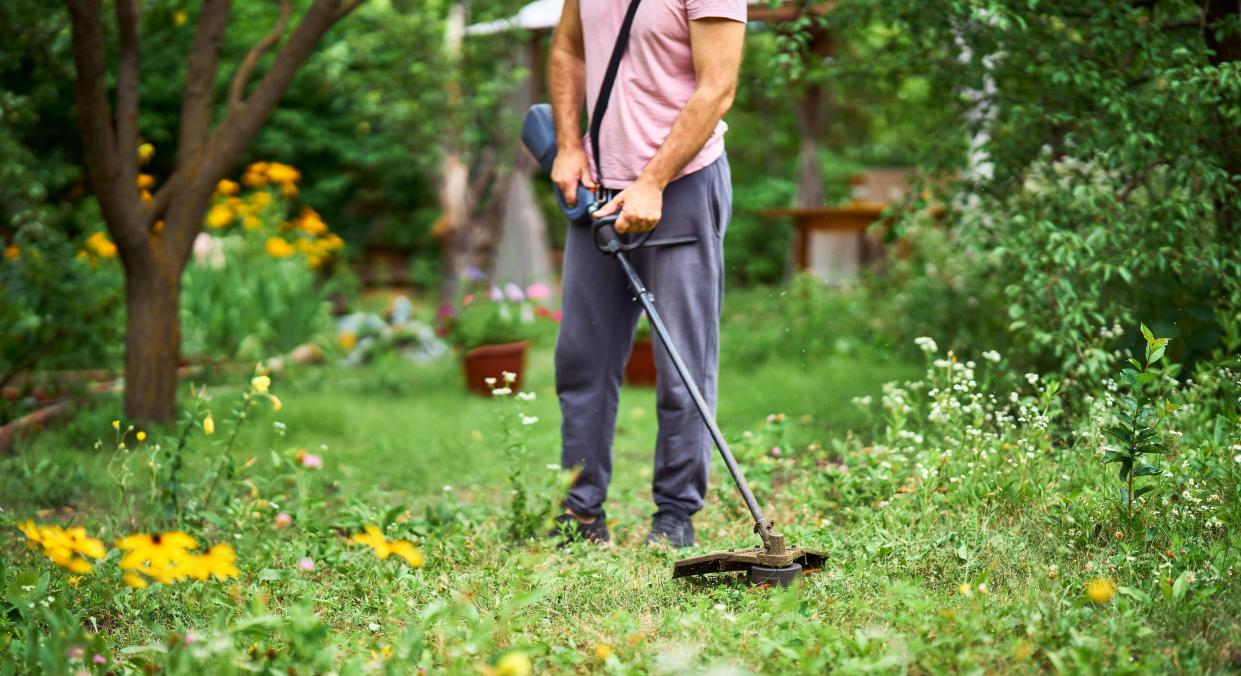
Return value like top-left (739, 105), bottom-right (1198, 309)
top-left (124, 573), bottom-right (149, 589)
top-left (350, 525), bottom-right (423, 568)
top-left (388, 540), bottom-right (424, 568)
top-left (265, 162), bottom-right (301, 186)
top-left (215, 179), bottom-right (239, 195)
top-left (1085, 578), bottom-right (1116, 604)
top-left (112, 419), bottom-right (120, 430)
top-left (136, 174), bottom-right (156, 189)
top-left (251, 375), bottom-right (271, 393)
top-left (280, 183), bottom-right (299, 198)
top-left (250, 191), bottom-right (273, 209)
top-left (83, 232), bottom-right (117, 258)
top-left (136, 431), bottom-right (147, 442)
top-left (206, 204), bottom-right (233, 229)
top-left (323, 234), bottom-right (344, 252)
top-left (3, 244), bottom-right (18, 260)
top-left (242, 215), bottom-right (262, 230)
top-left (268, 394), bottom-right (283, 412)
top-left (494, 651), bottom-right (532, 676)
top-left (137, 143), bottom-right (154, 164)
top-left (178, 544), bottom-right (240, 581)
top-left (117, 531), bottom-right (199, 584)
top-left (339, 331), bottom-right (357, 351)
top-left (68, 576), bottom-right (83, 588)
top-left (265, 237), bottom-right (295, 258)
top-left (203, 414), bottom-right (215, 435)
top-left (594, 643), bottom-right (614, 660)
top-left (173, 9), bottom-right (188, 26)
top-left (18, 522), bottom-right (106, 573)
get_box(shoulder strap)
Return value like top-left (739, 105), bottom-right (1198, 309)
top-left (589, 0), bottom-right (643, 190)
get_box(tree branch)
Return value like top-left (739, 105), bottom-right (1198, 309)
top-left (228, 0), bottom-right (293, 110)
top-left (167, 0), bottom-right (365, 255)
top-left (176, 0), bottom-right (231, 171)
top-left (113, 0), bottom-right (141, 194)
top-left (64, 0), bottom-right (144, 252)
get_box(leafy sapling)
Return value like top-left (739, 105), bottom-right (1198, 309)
top-left (1104, 324), bottom-right (1175, 516)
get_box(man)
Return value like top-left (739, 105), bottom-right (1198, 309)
top-left (548, 0), bottom-right (746, 547)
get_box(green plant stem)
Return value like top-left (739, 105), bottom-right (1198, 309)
top-left (201, 393), bottom-right (254, 508)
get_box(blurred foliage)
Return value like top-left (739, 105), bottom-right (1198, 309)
top-left (812, 0), bottom-right (1241, 376)
top-left (0, 225), bottom-right (123, 422)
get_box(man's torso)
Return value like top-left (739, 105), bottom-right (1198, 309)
top-left (580, 0), bottom-right (746, 189)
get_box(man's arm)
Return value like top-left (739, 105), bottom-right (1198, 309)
top-left (548, 0), bottom-right (596, 206)
top-left (593, 18), bottom-right (745, 234)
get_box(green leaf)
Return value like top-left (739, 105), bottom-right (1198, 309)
top-left (1105, 425), bottom-right (1131, 444)
top-left (1148, 345), bottom-right (1166, 364)
top-left (1133, 486), bottom-right (1155, 498)
top-left (1118, 461), bottom-right (1133, 482)
top-left (1134, 465), bottom-right (1161, 476)
top-left (1102, 451), bottom-right (1125, 464)
top-left (1140, 323), bottom-right (1154, 343)
top-left (1172, 571), bottom-right (1191, 601)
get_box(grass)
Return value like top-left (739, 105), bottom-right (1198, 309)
top-left (2, 290), bottom-right (1239, 674)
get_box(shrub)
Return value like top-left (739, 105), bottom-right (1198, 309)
top-left (180, 167), bottom-right (352, 361)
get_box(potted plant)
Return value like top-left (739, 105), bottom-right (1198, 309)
top-left (446, 283), bottom-right (555, 395)
top-left (624, 314), bottom-right (658, 387)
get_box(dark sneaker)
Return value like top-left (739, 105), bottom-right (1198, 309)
top-left (548, 510), bottom-right (609, 545)
top-left (645, 509), bottom-right (695, 548)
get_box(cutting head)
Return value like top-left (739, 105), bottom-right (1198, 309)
top-left (672, 545), bottom-right (827, 583)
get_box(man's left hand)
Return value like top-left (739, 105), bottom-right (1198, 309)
top-left (592, 178), bottom-right (663, 234)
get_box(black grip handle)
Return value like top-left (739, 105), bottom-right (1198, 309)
top-left (592, 214), bottom-right (654, 255)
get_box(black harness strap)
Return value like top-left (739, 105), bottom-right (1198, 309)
top-left (589, 0), bottom-right (643, 190)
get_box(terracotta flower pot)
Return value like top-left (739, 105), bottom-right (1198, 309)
top-left (624, 337), bottom-right (658, 387)
top-left (463, 341), bottom-right (528, 395)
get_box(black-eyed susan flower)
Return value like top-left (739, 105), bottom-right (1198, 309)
top-left (350, 525), bottom-right (424, 568)
top-left (18, 521), bottom-right (106, 574)
top-left (116, 531), bottom-right (198, 583)
top-left (178, 544), bottom-right (240, 581)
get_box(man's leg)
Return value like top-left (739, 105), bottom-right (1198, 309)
top-left (556, 210), bottom-right (644, 520)
top-left (633, 157), bottom-right (732, 523)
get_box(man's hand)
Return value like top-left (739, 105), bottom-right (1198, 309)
top-left (592, 178), bottom-right (663, 234)
top-left (551, 145), bottom-right (597, 207)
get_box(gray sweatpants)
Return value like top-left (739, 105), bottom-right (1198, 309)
top-left (556, 155), bottom-right (732, 518)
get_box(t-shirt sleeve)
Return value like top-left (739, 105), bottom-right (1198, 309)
top-left (686, 0), bottom-right (748, 23)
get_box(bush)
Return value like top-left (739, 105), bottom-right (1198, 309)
top-left (180, 166), bottom-right (353, 361)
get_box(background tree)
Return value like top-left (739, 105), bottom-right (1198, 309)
top-left (63, 0), bottom-right (365, 422)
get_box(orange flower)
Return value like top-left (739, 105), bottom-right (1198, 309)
top-left (265, 237), bottom-right (295, 258)
top-left (215, 179), bottom-right (240, 195)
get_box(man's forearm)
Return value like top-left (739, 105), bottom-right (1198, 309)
top-left (634, 86), bottom-right (734, 190)
top-left (549, 46), bottom-right (586, 152)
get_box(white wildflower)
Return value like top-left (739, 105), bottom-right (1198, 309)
top-left (520, 415), bottom-right (539, 426)
top-left (517, 391), bottom-right (536, 401)
top-left (1025, 373), bottom-right (1039, 385)
top-left (982, 350), bottom-right (1001, 363)
top-left (502, 371), bottom-right (517, 384)
top-left (484, 377), bottom-right (497, 386)
top-left (914, 336), bottom-right (938, 353)
top-left (491, 387), bottom-right (512, 396)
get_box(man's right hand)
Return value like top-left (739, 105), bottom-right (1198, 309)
top-left (551, 145), bottom-right (598, 207)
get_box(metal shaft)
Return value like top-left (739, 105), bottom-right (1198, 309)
top-left (612, 249), bottom-right (775, 550)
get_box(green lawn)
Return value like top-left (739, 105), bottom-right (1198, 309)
top-left (2, 293), bottom-right (1238, 674)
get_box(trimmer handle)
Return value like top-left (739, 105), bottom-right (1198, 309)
top-left (592, 214), bottom-right (654, 255)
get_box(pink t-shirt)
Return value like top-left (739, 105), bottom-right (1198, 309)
top-left (580, 0), bottom-right (747, 189)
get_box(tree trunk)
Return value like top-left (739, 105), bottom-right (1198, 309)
top-left (123, 259), bottom-right (183, 422)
